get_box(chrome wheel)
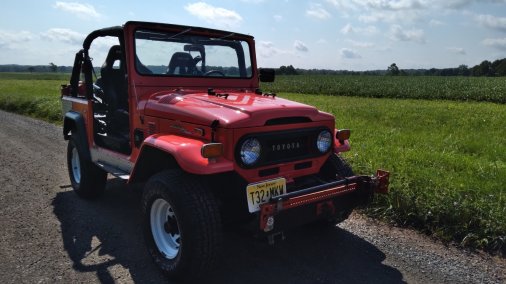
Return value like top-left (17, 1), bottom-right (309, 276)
top-left (150, 198), bottom-right (181, 259)
top-left (71, 147), bottom-right (81, 184)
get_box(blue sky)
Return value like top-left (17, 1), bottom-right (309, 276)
top-left (1, 0), bottom-right (506, 70)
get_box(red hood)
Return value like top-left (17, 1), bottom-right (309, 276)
top-left (144, 90), bottom-right (334, 128)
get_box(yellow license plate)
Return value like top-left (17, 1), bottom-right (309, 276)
top-left (246, 178), bottom-right (286, 213)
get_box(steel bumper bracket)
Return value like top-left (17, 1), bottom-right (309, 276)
top-left (259, 170), bottom-right (389, 232)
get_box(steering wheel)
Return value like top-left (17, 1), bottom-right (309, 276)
top-left (204, 70), bottom-right (225, 77)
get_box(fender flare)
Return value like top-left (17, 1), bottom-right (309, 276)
top-left (129, 134), bottom-right (234, 183)
top-left (63, 111), bottom-right (92, 161)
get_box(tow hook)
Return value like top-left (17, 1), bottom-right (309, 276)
top-left (267, 231), bottom-right (285, 245)
top-left (316, 201), bottom-right (336, 216)
top-left (264, 216), bottom-right (275, 232)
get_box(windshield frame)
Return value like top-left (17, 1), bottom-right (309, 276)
top-left (133, 28), bottom-right (253, 79)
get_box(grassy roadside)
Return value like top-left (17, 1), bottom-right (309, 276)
top-left (282, 93), bottom-right (505, 254)
top-left (1, 72), bottom-right (504, 254)
top-left (0, 73), bottom-right (67, 123)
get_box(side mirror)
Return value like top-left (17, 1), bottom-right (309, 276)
top-left (259, 68), bottom-right (275, 82)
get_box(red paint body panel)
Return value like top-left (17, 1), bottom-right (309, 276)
top-left (140, 135), bottom-right (233, 175)
top-left (144, 90), bottom-right (333, 128)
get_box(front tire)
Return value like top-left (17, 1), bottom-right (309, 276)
top-left (141, 170), bottom-right (222, 280)
top-left (316, 154), bottom-right (356, 226)
top-left (67, 135), bottom-right (107, 199)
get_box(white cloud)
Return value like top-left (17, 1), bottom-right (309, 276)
top-left (341, 24), bottom-right (354, 34)
top-left (359, 10), bottom-right (423, 23)
top-left (438, 0), bottom-right (483, 9)
top-left (185, 2), bottom-right (242, 28)
top-left (331, 0), bottom-right (501, 24)
top-left (439, 0), bottom-right (472, 9)
top-left (358, 0), bottom-right (424, 11)
top-left (440, 0), bottom-right (506, 9)
top-left (483, 38), bottom-right (506, 50)
top-left (327, 0), bottom-right (506, 15)
top-left (316, 38), bottom-right (328, 44)
top-left (475, 14), bottom-right (506, 32)
top-left (327, 0), bottom-right (426, 23)
top-left (346, 39), bottom-right (375, 48)
top-left (306, 3), bottom-right (331, 20)
top-left (240, 0), bottom-right (265, 3)
top-left (447, 47), bottom-right (466, 55)
top-left (389, 25), bottom-right (426, 43)
top-left (429, 19), bottom-right (445, 27)
top-left (40, 28), bottom-right (84, 45)
top-left (294, 40), bottom-right (308, 52)
top-left (0, 30), bottom-right (34, 49)
top-left (273, 15), bottom-right (283, 22)
top-left (326, 0), bottom-right (356, 9)
top-left (257, 41), bottom-right (295, 58)
top-left (340, 48), bottom-right (361, 59)
top-left (338, 0), bottom-right (506, 11)
top-left (340, 23), bottom-right (378, 35)
top-left (257, 41), bottom-right (278, 58)
top-left (54, 2), bottom-right (100, 19)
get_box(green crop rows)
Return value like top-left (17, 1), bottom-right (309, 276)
top-left (263, 75), bottom-right (506, 104)
top-left (1, 72), bottom-right (505, 254)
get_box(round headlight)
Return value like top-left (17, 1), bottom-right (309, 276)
top-left (240, 138), bottom-right (261, 165)
top-left (316, 130), bottom-right (332, 153)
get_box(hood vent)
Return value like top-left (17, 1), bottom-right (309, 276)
top-left (265, 117), bottom-right (311, 126)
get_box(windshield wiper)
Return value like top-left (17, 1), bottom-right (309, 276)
top-left (145, 28), bottom-right (192, 41)
top-left (167, 28), bottom-right (192, 40)
top-left (216, 33), bottom-right (235, 40)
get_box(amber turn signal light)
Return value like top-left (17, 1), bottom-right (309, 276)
top-left (201, 143), bottom-right (224, 158)
top-left (336, 129), bottom-right (351, 141)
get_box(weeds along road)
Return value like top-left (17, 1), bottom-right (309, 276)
top-left (0, 109), bottom-right (504, 284)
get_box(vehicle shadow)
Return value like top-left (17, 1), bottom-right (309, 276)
top-left (52, 179), bottom-right (405, 284)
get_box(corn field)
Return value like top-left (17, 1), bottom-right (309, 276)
top-left (262, 75), bottom-right (506, 104)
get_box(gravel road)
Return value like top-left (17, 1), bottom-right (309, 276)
top-left (0, 109), bottom-right (504, 284)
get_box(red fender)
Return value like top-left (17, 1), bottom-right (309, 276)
top-left (140, 134), bottom-right (233, 175)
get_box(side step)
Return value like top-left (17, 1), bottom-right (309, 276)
top-left (95, 161), bottom-right (130, 180)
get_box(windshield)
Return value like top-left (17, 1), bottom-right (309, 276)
top-left (134, 29), bottom-right (252, 78)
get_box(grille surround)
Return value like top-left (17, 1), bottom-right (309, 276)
top-left (235, 127), bottom-right (332, 169)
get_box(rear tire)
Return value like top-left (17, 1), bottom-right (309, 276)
top-left (141, 170), bottom-right (222, 281)
top-left (67, 135), bottom-right (107, 199)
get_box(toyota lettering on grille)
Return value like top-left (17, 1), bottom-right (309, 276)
top-left (271, 142), bottom-right (301, 152)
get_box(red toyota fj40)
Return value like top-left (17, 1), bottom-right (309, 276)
top-left (61, 21), bottom-right (389, 280)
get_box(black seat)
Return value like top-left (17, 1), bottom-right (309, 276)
top-left (166, 52), bottom-right (195, 75)
top-left (96, 45), bottom-right (130, 154)
top-left (101, 45), bottom-right (128, 112)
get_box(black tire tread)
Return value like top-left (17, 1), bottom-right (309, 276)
top-left (328, 154), bottom-right (354, 178)
top-left (141, 169), bottom-right (222, 280)
top-left (67, 135), bottom-right (107, 199)
top-left (315, 154), bottom-right (356, 226)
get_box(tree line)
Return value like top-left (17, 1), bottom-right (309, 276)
top-left (276, 58), bottom-right (506, 77)
top-left (2, 58), bottom-right (506, 77)
top-left (0, 63), bottom-right (73, 73)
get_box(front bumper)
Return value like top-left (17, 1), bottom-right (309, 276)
top-left (259, 170), bottom-right (389, 232)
